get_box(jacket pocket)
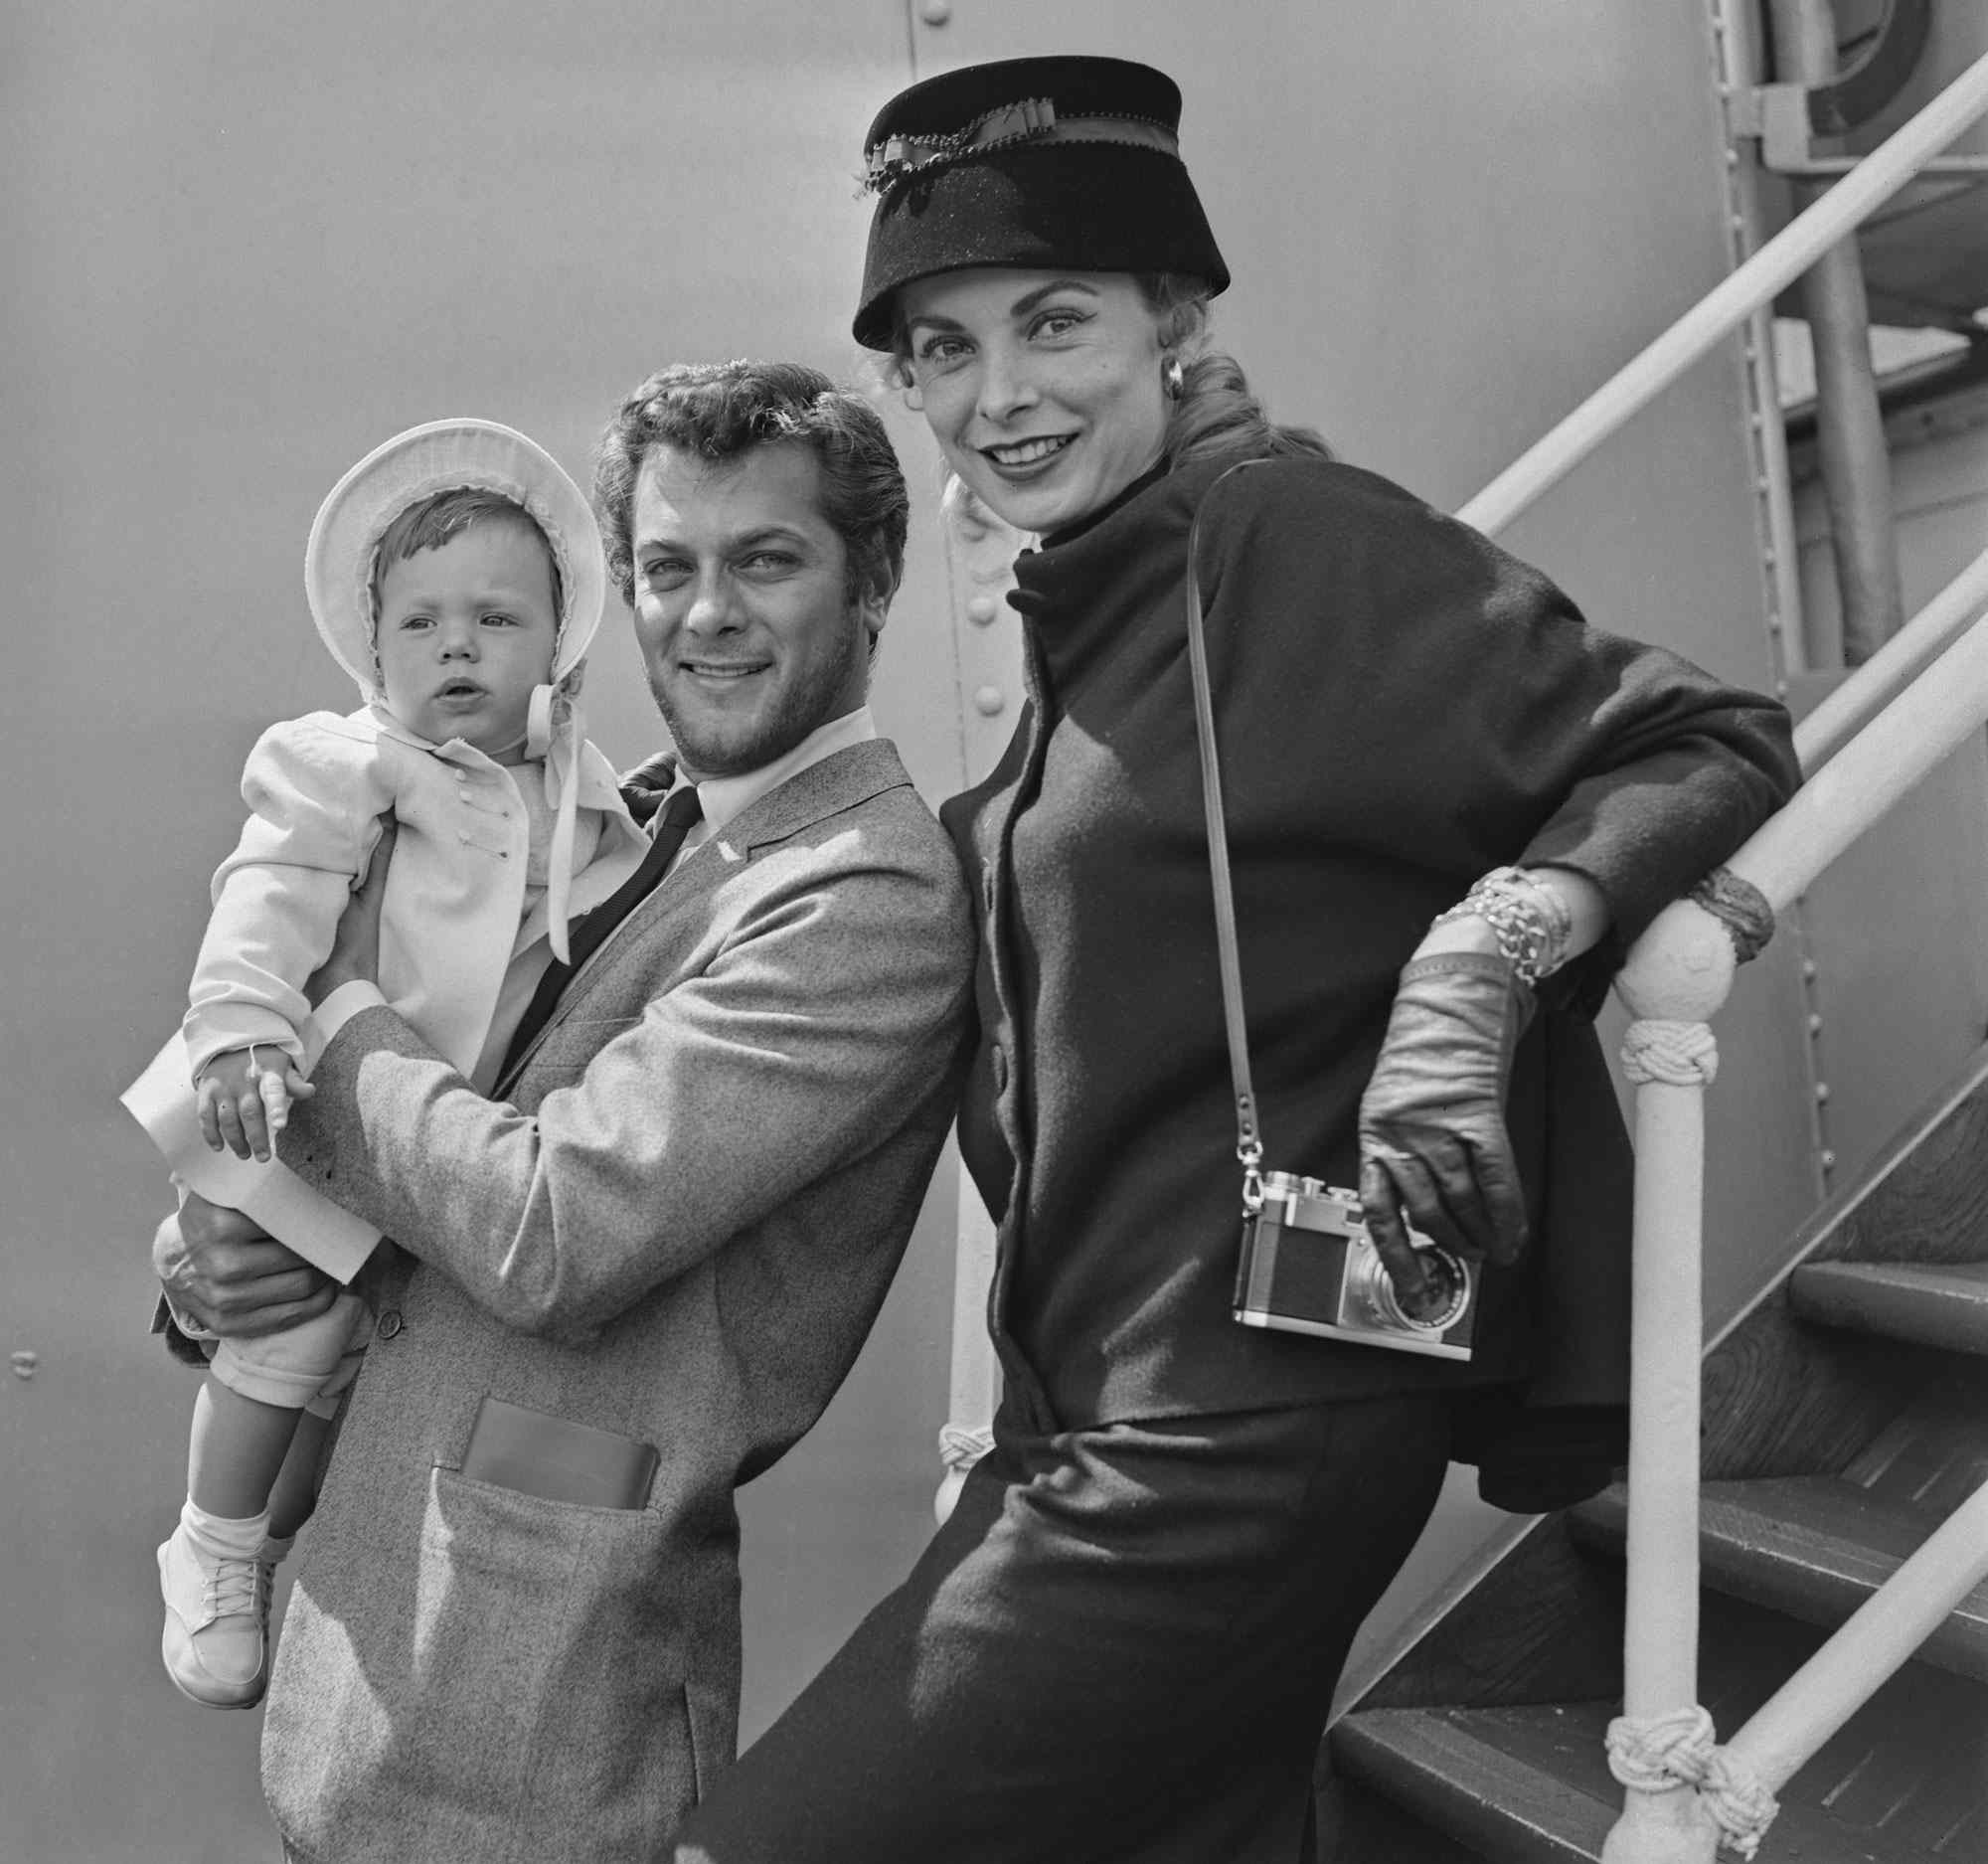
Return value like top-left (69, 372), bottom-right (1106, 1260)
top-left (408, 1466), bottom-right (705, 1859)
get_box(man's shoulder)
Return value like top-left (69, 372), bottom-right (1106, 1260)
top-left (727, 738), bottom-right (946, 859)
top-left (700, 740), bottom-right (970, 957)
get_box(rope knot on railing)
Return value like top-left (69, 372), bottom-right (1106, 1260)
top-left (1688, 867), bottom-right (1775, 963)
top-left (937, 1423), bottom-right (995, 1474)
top-left (1621, 1018), bottom-right (1720, 1087)
top-left (1606, 1707), bottom-right (1780, 1858)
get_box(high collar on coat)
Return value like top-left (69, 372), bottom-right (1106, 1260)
top-left (1006, 450), bottom-right (1258, 697)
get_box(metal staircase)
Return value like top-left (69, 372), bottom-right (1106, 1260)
top-left (1303, 18), bottom-right (1988, 1857)
top-left (1327, 1043), bottom-right (1988, 1862)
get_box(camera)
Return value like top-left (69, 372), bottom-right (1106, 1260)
top-left (1232, 1174), bottom-right (1478, 1361)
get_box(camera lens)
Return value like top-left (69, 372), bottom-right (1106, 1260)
top-left (1405, 1250), bottom-right (1463, 1323)
top-left (1378, 1246), bottom-right (1470, 1332)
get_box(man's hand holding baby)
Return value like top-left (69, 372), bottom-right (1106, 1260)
top-left (155, 1193), bottom-right (337, 1338)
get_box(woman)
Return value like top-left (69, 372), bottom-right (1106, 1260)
top-left (672, 55), bottom-right (1797, 1864)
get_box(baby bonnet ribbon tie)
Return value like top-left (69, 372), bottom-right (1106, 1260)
top-left (528, 680), bottom-right (583, 966)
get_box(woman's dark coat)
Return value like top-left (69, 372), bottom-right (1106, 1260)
top-left (941, 450), bottom-right (1799, 1507)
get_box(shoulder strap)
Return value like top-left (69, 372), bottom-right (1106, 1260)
top-left (1183, 458), bottom-right (1273, 1215)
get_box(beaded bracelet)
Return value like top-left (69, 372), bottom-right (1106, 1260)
top-left (1428, 866), bottom-right (1573, 986)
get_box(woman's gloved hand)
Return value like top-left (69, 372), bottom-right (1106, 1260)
top-left (1357, 950), bottom-right (1535, 1319)
top-left (618, 750), bottom-right (680, 823)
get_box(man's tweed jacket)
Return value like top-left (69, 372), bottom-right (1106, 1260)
top-left (260, 739), bottom-right (973, 1864)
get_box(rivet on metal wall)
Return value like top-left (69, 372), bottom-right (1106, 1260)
top-left (973, 685), bottom-right (1006, 717)
top-left (919, 0), bottom-right (952, 24)
top-left (11, 1350), bottom-right (37, 1381)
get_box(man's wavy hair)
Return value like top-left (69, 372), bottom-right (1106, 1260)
top-left (594, 361), bottom-right (909, 618)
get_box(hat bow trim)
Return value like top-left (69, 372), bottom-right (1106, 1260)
top-left (863, 98), bottom-right (1180, 196)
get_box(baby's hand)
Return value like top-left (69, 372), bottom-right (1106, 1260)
top-left (196, 1047), bottom-right (315, 1163)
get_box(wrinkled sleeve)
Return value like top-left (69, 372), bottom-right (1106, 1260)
top-left (1205, 463), bottom-right (1799, 1005)
top-left (278, 831), bottom-right (973, 1343)
top-left (1510, 630), bottom-right (1798, 1003)
top-left (182, 716), bottom-right (396, 1081)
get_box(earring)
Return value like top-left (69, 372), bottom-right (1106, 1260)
top-left (1162, 356), bottom-right (1186, 400)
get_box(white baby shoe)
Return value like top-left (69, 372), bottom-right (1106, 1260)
top-left (157, 1523), bottom-right (273, 1709)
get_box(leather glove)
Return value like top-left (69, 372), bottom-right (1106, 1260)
top-left (1358, 950), bottom-right (1535, 1318)
top-left (618, 750), bottom-right (680, 823)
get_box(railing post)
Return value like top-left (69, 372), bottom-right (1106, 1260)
top-left (1601, 900), bottom-right (1740, 1864)
top-left (1767, 0), bottom-right (1905, 665)
top-left (936, 1168), bottom-right (999, 1523)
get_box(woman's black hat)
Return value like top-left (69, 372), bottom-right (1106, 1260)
top-left (853, 55), bottom-right (1230, 351)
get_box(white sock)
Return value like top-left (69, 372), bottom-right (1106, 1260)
top-left (260, 1531), bottom-right (296, 1568)
top-left (180, 1497), bottom-right (270, 1565)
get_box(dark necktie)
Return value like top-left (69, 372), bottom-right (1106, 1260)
top-left (499, 784), bottom-right (704, 1078)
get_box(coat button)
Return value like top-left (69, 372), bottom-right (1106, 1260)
top-left (376, 1310), bottom-right (404, 1339)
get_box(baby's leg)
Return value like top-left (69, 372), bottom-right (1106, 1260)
top-left (160, 1297), bottom-right (365, 1708)
top-left (266, 1408), bottom-right (334, 1541)
top-left (161, 1376), bottom-right (308, 1708)
top-left (186, 1292), bottom-right (366, 1518)
top-left (188, 1375), bottom-right (303, 1518)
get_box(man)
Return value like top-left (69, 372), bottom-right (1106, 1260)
top-left (156, 361), bottom-right (974, 1863)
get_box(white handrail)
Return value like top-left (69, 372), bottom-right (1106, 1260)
top-left (1603, 552), bottom-right (1988, 1863)
top-left (1444, 43), bottom-right (1988, 1864)
top-left (1723, 1480), bottom-right (1988, 1803)
top-left (1735, 591), bottom-right (1988, 911)
top-left (1796, 545), bottom-right (1988, 770)
top-left (1458, 50), bottom-right (1988, 541)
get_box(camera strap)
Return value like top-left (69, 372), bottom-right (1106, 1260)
top-left (1184, 459), bottom-right (1272, 1217)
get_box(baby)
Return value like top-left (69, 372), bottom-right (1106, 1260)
top-left (124, 420), bottom-right (645, 1709)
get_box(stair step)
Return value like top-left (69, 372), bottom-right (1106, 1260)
top-left (1791, 1260), bottom-right (1988, 1356)
top-left (1332, 1704), bottom-right (1613, 1863)
top-left (1571, 1476), bottom-right (1988, 1682)
top-left (1335, 1590), bottom-right (1988, 1863)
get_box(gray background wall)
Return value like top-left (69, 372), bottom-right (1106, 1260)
top-left (7, 3), bottom-right (1851, 1858)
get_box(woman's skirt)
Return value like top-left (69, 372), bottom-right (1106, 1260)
top-left (673, 1392), bottom-right (1451, 1864)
